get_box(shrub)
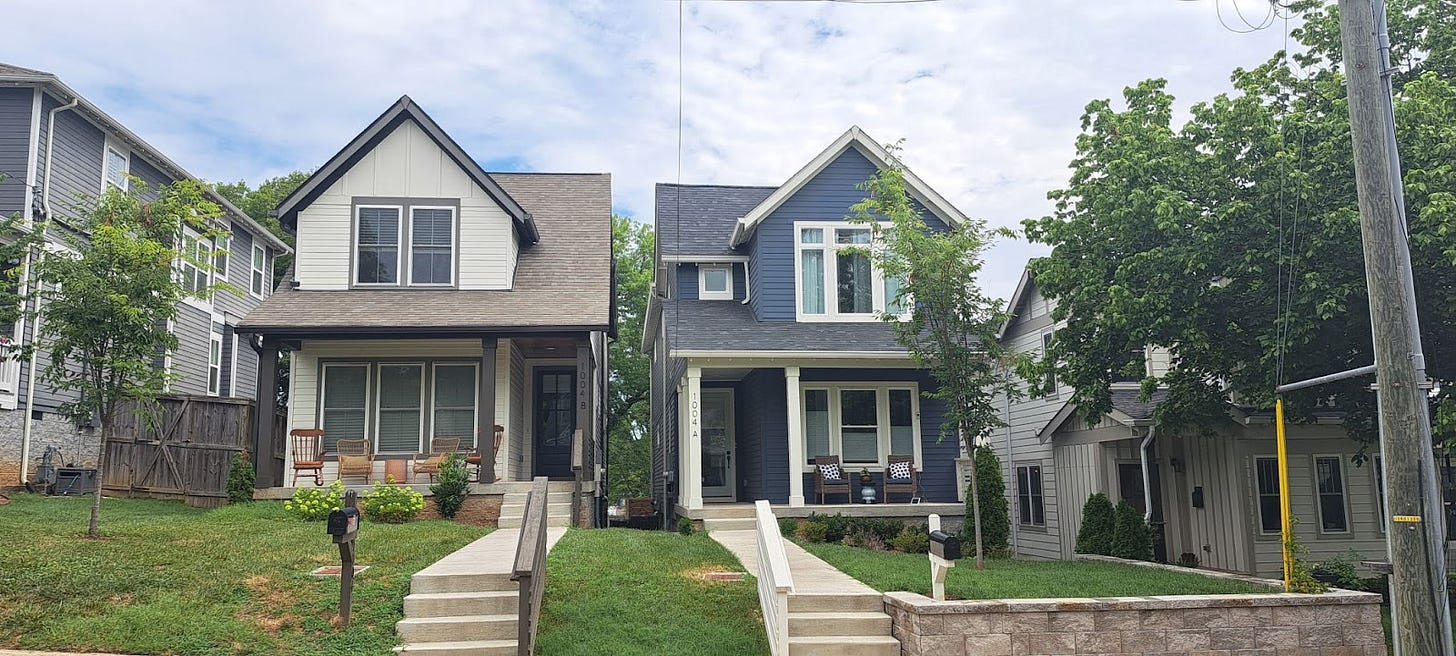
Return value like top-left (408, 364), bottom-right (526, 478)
top-left (845, 527), bottom-right (887, 551)
top-left (779, 516), bottom-right (799, 537)
top-left (429, 453), bottom-right (470, 519)
top-left (1075, 493), bottom-right (1115, 555)
top-left (227, 452), bottom-right (255, 504)
top-left (678, 517), bottom-right (695, 535)
top-left (360, 476), bottom-right (425, 524)
top-left (1110, 500), bottom-right (1153, 561)
top-left (284, 480), bottom-right (345, 521)
top-left (1313, 550), bottom-right (1362, 589)
top-left (796, 521), bottom-right (829, 543)
top-left (960, 447), bottom-right (1010, 557)
top-left (889, 525), bottom-right (930, 554)
top-left (800, 514), bottom-right (904, 546)
top-left (1284, 517), bottom-right (1329, 594)
top-left (1176, 552), bottom-right (1201, 568)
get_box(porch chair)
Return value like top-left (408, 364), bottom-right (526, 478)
top-left (884, 454), bottom-right (919, 502)
top-left (412, 437), bottom-right (463, 483)
top-left (335, 438), bottom-right (374, 484)
top-left (289, 428), bottom-right (326, 487)
top-left (464, 425), bottom-right (505, 482)
top-left (813, 455), bottom-right (852, 504)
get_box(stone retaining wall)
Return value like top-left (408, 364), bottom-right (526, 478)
top-left (885, 586), bottom-right (1385, 655)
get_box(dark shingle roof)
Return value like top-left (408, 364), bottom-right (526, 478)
top-left (1110, 389), bottom-right (1169, 421)
top-left (237, 173), bottom-right (612, 333)
top-left (655, 184), bottom-right (773, 258)
top-left (664, 299), bottom-right (906, 352)
top-left (0, 63), bottom-right (52, 77)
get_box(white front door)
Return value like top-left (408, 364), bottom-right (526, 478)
top-left (701, 388), bottom-right (736, 500)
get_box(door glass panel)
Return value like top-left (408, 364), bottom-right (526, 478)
top-left (702, 391), bottom-right (732, 494)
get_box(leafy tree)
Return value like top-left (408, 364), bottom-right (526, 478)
top-left (960, 447), bottom-right (1010, 557)
top-left (607, 215), bottom-right (654, 500)
top-left (849, 144), bottom-right (1019, 569)
top-left (1075, 492), bottom-right (1116, 556)
top-left (14, 179), bottom-right (225, 537)
top-left (1110, 500), bottom-right (1153, 561)
top-left (1023, 0), bottom-right (1455, 447)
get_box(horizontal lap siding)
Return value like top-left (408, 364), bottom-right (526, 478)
top-left (733, 374), bottom-right (764, 501)
top-left (36, 93), bottom-right (103, 223)
top-left (754, 369), bottom-right (789, 504)
top-left (170, 305), bottom-right (212, 396)
top-left (0, 87), bottom-right (33, 216)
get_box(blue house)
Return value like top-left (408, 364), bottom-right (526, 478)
top-left (645, 127), bottom-right (973, 524)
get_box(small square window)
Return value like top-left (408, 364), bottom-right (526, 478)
top-left (698, 264), bottom-right (733, 301)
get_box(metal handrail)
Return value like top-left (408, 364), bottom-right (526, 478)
top-left (511, 476), bottom-right (550, 655)
top-left (755, 500), bottom-right (795, 656)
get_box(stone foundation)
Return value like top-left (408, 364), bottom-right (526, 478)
top-left (0, 408), bottom-right (99, 487)
top-left (885, 588), bottom-right (1385, 656)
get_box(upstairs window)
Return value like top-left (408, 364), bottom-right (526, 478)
top-left (214, 234), bottom-right (230, 282)
top-left (177, 229), bottom-right (212, 298)
top-left (795, 222), bottom-right (900, 321)
top-left (251, 244), bottom-right (268, 298)
top-left (356, 206), bottom-right (402, 285)
top-left (699, 264), bottom-right (733, 301)
top-left (103, 143), bottom-right (129, 191)
top-left (207, 332), bottom-right (222, 396)
top-left (354, 203), bottom-right (458, 288)
top-left (410, 207), bottom-right (455, 285)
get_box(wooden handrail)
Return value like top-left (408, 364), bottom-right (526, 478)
top-left (511, 476), bottom-right (550, 656)
top-left (755, 500), bottom-right (795, 656)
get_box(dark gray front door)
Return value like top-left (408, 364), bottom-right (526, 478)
top-left (533, 368), bottom-right (576, 480)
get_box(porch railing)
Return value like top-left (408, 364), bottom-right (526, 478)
top-left (755, 499), bottom-right (795, 656)
top-left (511, 476), bottom-right (550, 656)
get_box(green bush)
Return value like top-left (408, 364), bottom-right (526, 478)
top-left (778, 516), bottom-right (799, 537)
top-left (889, 525), bottom-right (930, 554)
top-left (1176, 552), bottom-right (1200, 568)
top-left (796, 521), bottom-right (829, 543)
top-left (429, 453), bottom-right (470, 519)
top-left (360, 477), bottom-right (425, 524)
top-left (226, 452), bottom-right (255, 505)
top-left (1074, 493), bottom-right (1115, 555)
top-left (283, 480), bottom-right (345, 521)
top-left (1110, 500), bottom-right (1153, 561)
top-left (960, 447), bottom-right (1010, 557)
top-left (1313, 550), bottom-right (1362, 589)
top-left (677, 517), bottom-right (695, 535)
top-left (801, 514), bottom-right (904, 545)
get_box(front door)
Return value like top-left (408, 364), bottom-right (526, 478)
top-left (701, 389), bottom-right (735, 500)
top-left (1118, 461), bottom-right (1167, 563)
top-left (533, 368), bottom-right (576, 480)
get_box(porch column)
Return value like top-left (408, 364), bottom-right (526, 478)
top-left (785, 366), bottom-right (805, 507)
top-left (252, 337), bottom-right (280, 489)
top-left (479, 337), bottom-right (497, 484)
top-left (686, 366), bottom-right (703, 510)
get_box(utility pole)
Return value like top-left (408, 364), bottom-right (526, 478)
top-left (1337, 0), bottom-right (1452, 653)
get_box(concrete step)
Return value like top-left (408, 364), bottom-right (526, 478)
top-left (788, 611), bottom-right (892, 637)
top-left (789, 635), bottom-right (900, 656)
top-left (396, 614), bottom-right (518, 643)
top-left (497, 514), bottom-right (571, 529)
top-left (393, 639), bottom-right (517, 656)
top-left (692, 504), bottom-right (757, 520)
top-left (502, 491), bottom-right (574, 505)
top-left (410, 571), bottom-right (516, 594)
top-left (788, 593), bottom-right (885, 614)
top-left (403, 591), bottom-right (518, 617)
top-left (703, 517), bottom-right (757, 532)
top-left (498, 502), bottom-right (572, 518)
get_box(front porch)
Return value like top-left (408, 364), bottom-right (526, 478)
top-left (677, 501), bottom-right (964, 521)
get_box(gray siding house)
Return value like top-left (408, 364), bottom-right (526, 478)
top-left (646, 127), bottom-right (972, 523)
top-left (0, 63), bottom-right (292, 486)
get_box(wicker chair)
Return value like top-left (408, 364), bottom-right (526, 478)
top-left (883, 454), bottom-right (919, 502)
top-left (412, 437), bottom-right (462, 483)
top-left (335, 438), bottom-right (374, 484)
top-left (289, 428), bottom-right (326, 487)
top-left (813, 455), bottom-right (852, 504)
top-left (464, 425), bottom-right (505, 482)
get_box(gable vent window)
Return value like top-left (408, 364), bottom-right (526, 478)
top-left (410, 207), bottom-right (455, 286)
top-left (356, 206), bottom-right (402, 285)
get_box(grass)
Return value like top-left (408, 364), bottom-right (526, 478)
top-left (798, 541), bottom-right (1270, 599)
top-left (0, 494), bottom-right (487, 655)
top-left (537, 528), bottom-right (768, 656)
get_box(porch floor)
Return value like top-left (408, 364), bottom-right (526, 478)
top-left (677, 501), bottom-right (963, 521)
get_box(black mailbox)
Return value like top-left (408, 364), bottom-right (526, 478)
top-left (929, 530), bottom-right (962, 561)
top-left (327, 506), bottom-right (360, 540)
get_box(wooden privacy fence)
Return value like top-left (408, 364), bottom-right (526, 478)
top-left (101, 395), bottom-right (279, 507)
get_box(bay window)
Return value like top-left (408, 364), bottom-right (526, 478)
top-left (795, 221), bottom-right (903, 321)
top-left (800, 384), bottom-right (921, 466)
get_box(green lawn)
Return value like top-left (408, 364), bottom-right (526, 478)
top-left (0, 494), bottom-right (486, 655)
top-left (799, 541), bottom-right (1269, 599)
top-left (537, 529), bottom-right (768, 656)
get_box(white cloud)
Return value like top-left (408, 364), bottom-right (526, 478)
top-left (0, 0), bottom-right (1290, 299)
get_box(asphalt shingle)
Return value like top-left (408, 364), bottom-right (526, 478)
top-left (655, 184), bottom-right (773, 258)
top-left (663, 299), bottom-right (907, 353)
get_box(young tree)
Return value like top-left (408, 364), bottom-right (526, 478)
top-left (18, 179), bottom-right (225, 537)
top-left (607, 215), bottom-right (654, 500)
top-left (849, 145), bottom-right (1019, 569)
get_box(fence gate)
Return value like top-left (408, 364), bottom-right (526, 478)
top-left (102, 395), bottom-right (256, 508)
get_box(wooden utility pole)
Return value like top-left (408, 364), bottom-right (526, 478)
top-left (1337, 1), bottom-right (1452, 653)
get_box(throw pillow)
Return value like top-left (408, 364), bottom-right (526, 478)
top-left (889, 461), bottom-right (912, 480)
top-left (817, 462), bottom-right (842, 481)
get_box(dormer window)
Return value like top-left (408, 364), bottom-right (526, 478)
top-left (795, 221), bottom-right (901, 322)
top-left (356, 205), bottom-right (402, 285)
top-left (354, 202), bottom-right (458, 288)
top-left (699, 264), bottom-right (733, 301)
top-left (409, 207), bottom-right (455, 286)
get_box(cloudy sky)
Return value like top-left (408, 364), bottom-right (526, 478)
top-left (2, 0), bottom-right (1292, 299)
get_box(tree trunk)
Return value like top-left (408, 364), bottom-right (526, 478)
top-left (963, 421), bottom-right (985, 570)
top-left (87, 408), bottom-right (108, 539)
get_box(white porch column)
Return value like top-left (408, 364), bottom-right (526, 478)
top-left (676, 379), bottom-right (688, 509)
top-left (785, 366), bottom-right (805, 507)
top-left (686, 367), bottom-right (704, 510)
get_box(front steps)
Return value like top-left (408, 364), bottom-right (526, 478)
top-left (497, 485), bottom-right (575, 528)
top-left (786, 592), bottom-right (899, 656)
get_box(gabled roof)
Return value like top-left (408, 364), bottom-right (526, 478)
top-left (273, 95), bottom-right (539, 244)
top-left (655, 183), bottom-right (772, 259)
top-left (996, 266), bottom-right (1037, 340)
top-left (0, 62), bottom-right (292, 253)
top-left (1036, 389), bottom-right (1167, 441)
top-left (728, 125), bottom-right (969, 247)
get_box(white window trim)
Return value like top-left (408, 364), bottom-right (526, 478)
top-left (228, 332), bottom-right (239, 399)
top-left (207, 331), bottom-right (223, 397)
top-left (353, 204), bottom-right (404, 287)
top-left (793, 220), bottom-right (899, 322)
top-left (406, 206), bottom-right (457, 287)
top-left (101, 138), bottom-right (130, 193)
top-left (376, 362), bottom-right (426, 454)
top-left (1253, 455), bottom-right (1282, 536)
top-left (1312, 454), bottom-right (1352, 535)
top-left (321, 362), bottom-right (372, 449)
top-left (1041, 330), bottom-right (1058, 398)
top-left (178, 227), bottom-right (213, 312)
top-left (799, 382), bottom-right (921, 470)
top-left (1015, 462), bottom-right (1046, 527)
top-left (250, 243), bottom-right (268, 299)
top-left (430, 362), bottom-right (480, 447)
top-left (698, 264), bottom-right (733, 301)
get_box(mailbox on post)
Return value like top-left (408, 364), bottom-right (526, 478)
top-left (927, 514), bottom-right (958, 601)
top-left (331, 490), bottom-right (361, 627)
top-left (327, 505), bottom-right (360, 542)
top-left (929, 530), bottom-right (962, 561)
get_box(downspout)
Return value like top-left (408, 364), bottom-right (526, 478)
top-left (1140, 425), bottom-right (1157, 523)
top-left (1006, 391), bottom-right (1016, 553)
top-left (19, 97), bottom-right (79, 484)
top-left (739, 260), bottom-right (752, 305)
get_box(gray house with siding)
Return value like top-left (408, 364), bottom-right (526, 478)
top-left (0, 63), bottom-right (291, 486)
top-left (646, 127), bottom-right (972, 523)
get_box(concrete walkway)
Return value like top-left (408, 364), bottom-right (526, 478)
top-left (710, 529), bottom-right (879, 595)
top-left (409, 526), bottom-right (567, 582)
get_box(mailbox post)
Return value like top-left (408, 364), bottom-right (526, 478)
top-left (327, 490), bottom-right (361, 626)
top-left (927, 514), bottom-right (962, 601)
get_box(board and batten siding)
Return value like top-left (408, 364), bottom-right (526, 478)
top-left (0, 87), bottom-right (34, 216)
top-left (1053, 442), bottom-right (1101, 559)
top-left (747, 148), bottom-right (945, 322)
top-left (293, 119), bottom-right (515, 291)
top-left (507, 341), bottom-right (530, 481)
